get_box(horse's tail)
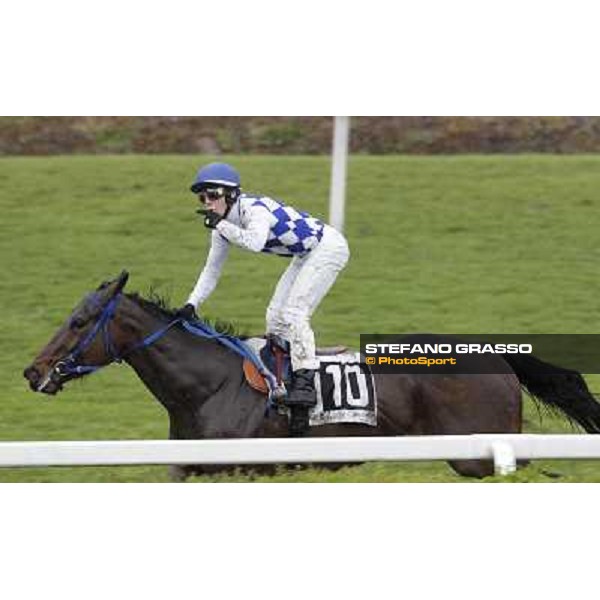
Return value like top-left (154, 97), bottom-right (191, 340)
top-left (503, 353), bottom-right (600, 433)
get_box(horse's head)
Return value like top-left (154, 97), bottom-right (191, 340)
top-left (23, 270), bottom-right (130, 395)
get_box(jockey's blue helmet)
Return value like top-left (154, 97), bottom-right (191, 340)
top-left (190, 162), bottom-right (241, 194)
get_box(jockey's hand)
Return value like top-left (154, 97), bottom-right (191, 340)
top-left (197, 209), bottom-right (223, 229)
top-left (176, 303), bottom-right (198, 321)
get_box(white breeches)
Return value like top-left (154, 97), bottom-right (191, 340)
top-left (265, 224), bottom-right (350, 371)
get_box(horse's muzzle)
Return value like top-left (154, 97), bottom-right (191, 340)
top-left (23, 364), bottom-right (62, 395)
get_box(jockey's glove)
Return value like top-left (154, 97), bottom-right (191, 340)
top-left (176, 303), bottom-right (198, 321)
top-left (197, 209), bottom-right (223, 229)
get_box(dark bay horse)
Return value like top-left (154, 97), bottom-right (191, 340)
top-left (23, 272), bottom-right (600, 479)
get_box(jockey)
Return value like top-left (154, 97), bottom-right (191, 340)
top-left (178, 162), bottom-right (350, 435)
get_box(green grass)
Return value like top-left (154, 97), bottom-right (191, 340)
top-left (2, 154), bottom-right (600, 482)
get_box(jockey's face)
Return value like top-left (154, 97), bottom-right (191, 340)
top-left (198, 188), bottom-right (228, 216)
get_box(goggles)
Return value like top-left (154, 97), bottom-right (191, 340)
top-left (198, 187), bottom-right (226, 203)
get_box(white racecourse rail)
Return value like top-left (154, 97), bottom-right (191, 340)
top-left (1, 435), bottom-right (600, 475)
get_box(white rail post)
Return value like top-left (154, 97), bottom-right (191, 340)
top-left (491, 441), bottom-right (517, 476)
top-left (328, 116), bottom-right (350, 232)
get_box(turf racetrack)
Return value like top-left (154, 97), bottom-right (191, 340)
top-left (3, 154), bottom-right (600, 482)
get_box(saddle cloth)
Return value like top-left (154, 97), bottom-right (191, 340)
top-left (243, 338), bottom-right (377, 427)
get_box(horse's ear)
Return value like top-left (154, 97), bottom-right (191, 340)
top-left (114, 270), bottom-right (129, 294)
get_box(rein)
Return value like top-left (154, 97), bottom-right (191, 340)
top-left (42, 293), bottom-right (275, 397)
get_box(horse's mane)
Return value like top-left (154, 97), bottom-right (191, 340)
top-left (125, 291), bottom-right (245, 338)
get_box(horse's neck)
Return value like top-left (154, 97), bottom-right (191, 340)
top-left (116, 297), bottom-right (239, 410)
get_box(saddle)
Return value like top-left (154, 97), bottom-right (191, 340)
top-left (243, 334), bottom-right (347, 396)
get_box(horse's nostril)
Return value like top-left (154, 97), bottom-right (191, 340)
top-left (23, 365), bottom-right (40, 382)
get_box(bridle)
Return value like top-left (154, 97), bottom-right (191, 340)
top-left (36, 293), bottom-right (181, 392)
top-left (35, 289), bottom-right (277, 400)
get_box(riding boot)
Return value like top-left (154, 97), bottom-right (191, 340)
top-left (285, 369), bottom-right (317, 436)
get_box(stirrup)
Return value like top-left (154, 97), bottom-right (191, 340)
top-left (270, 382), bottom-right (288, 405)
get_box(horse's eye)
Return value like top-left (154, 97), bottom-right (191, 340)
top-left (71, 317), bottom-right (86, 329)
